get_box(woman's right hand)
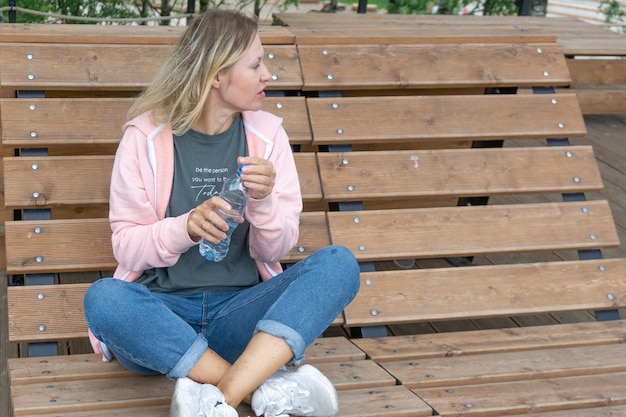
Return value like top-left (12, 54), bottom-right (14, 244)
top-left (187, 196), bottom-right (243, 243)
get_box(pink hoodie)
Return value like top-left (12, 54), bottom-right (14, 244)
top-left (110, 110), bottom-right (302, 282)
top-left (89, 110), bottom-right (302, 359)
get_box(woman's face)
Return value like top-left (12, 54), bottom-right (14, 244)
top-left (215, 34), bottom-right (272, 113)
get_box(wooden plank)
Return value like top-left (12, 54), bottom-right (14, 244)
top-left (5, 219), bottom-right (116, 275)
top-left (318, 146), bottom-right (602, 202)
top-left (298, 43), bottom-right (571, 91)
top-left (380, 344), bottom-right (626, 389)
top-left (0, 98), bottom-right (131, 146)
top-left (0, 44), bottom-right (302, 91)
top-left (414, 372), bottom-right (626, 416)
top-left (3, 153), bottom-right (319, 208)
top-left (314, 360), bottom-right (397, 390)
top-left (10, 375), bottom-right (174, 415)
top-left (568, 59), bottom-right (626, 86)
top-left (307, 94), bottom-right (587, 145)
top-left (335, 386), bottom-right (432, 417)
top-left (0, 96), bottom-right (311, 146)
top-left (283, 211), bottom-right (330, 263)
top-left (343, 259), bottom-right (626, 327)
top-left (505, 405), bottom-right (626, 417)
top-left (352, 319), bottom-right (626, 362)
top-left (328, 201), bottom-right (620, 263)
top-left (574, 89), bottom-right (626, 115)
top-left (8, 337), bottom-right (363, 384)
top-left (4, 156), bottom-right (114, 207)
top-left (0, 23), bottom-right (294, 45)
top-left (8, 283), bottom-right (91, 343)
top-left (5, 211), bottom-right (328, 274)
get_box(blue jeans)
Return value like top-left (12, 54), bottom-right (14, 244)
top-left (84, 245), bottom-right (360, 379)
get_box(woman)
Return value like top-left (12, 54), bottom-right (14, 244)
top-left (83, 8), bottom-right (360, 417)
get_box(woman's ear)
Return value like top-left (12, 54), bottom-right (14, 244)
top-left (212, 71), bottom-right (223, 89)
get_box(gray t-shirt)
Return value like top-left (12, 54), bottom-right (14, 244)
top-left (137, 115), bottom-right (259, 294)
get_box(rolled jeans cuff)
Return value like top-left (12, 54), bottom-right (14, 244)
top-left (255, 320), bottom-right (306, 365)
top-left (167, 333), bottom-right (208, 380)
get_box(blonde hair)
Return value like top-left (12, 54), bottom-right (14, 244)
top-left (129, 9), bottom-right (258, 135)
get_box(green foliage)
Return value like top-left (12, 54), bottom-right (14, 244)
top-left (599, 0), bottom-right (625, 24)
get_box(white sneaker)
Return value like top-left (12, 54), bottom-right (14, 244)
top-left (169, 377), bottom-right (238, 417)
top-left (251, 364), bottom-right (339, 417)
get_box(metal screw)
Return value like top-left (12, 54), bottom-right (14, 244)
top-left (590, 234), bottom-right (597, 240)
top-left (353, 217), bottom-right (360, 223)
top-left (39, 324), bottom-right (46, 331)
top-left (359, 245), bottom-right (366, 251)
top-left (28, 74), bottom-right (35, 80)
top-left (271, 74), bottom-right (278, 81)
top-left (608, 293), bottom-right (615, 300)
top-left (446, 389), bottom-right (454, 393)
top-left (267, 53), bottom-right (275, 59)
top-left (558, 122), bottom-right (565, 128)
top-left (465, 403), bottom-right (473, 408)
top-left (298, 246), bottom-right (305, 253)
top-left (543, 71), bottom-right (550, 77)
top-left (276, 102), bottom-right (283, 109)
top-left (322, 49), bottom-right (329, 55)
top-left (37, 293), bottom-right (45, 300)
top-left (342, 159), bottom-right (349, 165)
top-left (573, 177), bottom-right (581, 183)
top-left (337, 128), bottom-right (343, 134)
top-left (552, 98), bottom-right (558, 104)
top-left (565, 151), bottom-right (573, 158)
top-left (599, 264), bottom-right (606, 272)
top-left (347, 185), bottom-right (354, 191)
top-left (26, 53), bottom-right (34, 59)
top-left (582, 207), bottom-right (589, 213)
top-left (36, 256), bottom-right (44, 262)
top-left (30, 131), bottom-right (38, 138)
top-left (365, 279), bottom-right (372, 285)
top-left (34, 227), bottom-right (42, 234)
top-left (32, 192), bottom-right (40, 198)
top-left (370, 309), bottom-right (379, 316)
top-left (332, 103), bottom-right (339, 109)
top-left (327, 74), bottom-right (334, 80)
top-left (536, 47), bottom-right (543, 53)
top-left (31, 163), bottom-right (39, 170)
top-left (29, 104), bottom-right (36, 110)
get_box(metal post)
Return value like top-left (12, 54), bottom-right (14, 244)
top-left (9, 0), bottom-right (17, 23)
top-left (518, 0), bottom-right (531, 15)
top-left (357, 0), bottom-right (367, 13)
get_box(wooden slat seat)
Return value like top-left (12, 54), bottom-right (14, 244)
top-left (0, 43), bottom-right (302, 92)
top-left (343, 258), bottom-right (626, 327)
top-left (3, 152), bottom-right (320, 208)
top-left (4, 211), bottom-right (328, 275)
top-left (327, 200), bottom-right (619, 263)
top-left (318, 146), bottom-right (602, 202)
top-left (0, 96), bottom-right (311, 146)
top-left (3, 18), bottom-right (626, 417)
top-left (307, 94), bottom-right (586, 146)
top-left (351, 319), bottom-right (626, 362)
top-left (7, 281), bottom-right (427, 417)
top-left (298, 43), bottom-right (571, 91)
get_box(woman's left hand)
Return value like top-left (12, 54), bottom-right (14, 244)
top-left (238, 156), bottom-right (275, 200)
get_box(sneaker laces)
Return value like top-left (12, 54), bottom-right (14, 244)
top-left (199, 385), bottom-right (232, 417)
top-left (259, 377), bottom-right (315, 417)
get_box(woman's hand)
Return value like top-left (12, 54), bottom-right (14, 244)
top-left (187, 197), bottom-right (243, 243)
top-left (238, 156), bottom-right (275, 200)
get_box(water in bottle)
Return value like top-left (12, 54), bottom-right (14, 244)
top-left (199, 165), bottom-right (247, 262)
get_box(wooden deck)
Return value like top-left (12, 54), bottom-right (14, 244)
top-left (1, 13), bottom-right (625, 416)
top-left (1, 113), bottom-right (624, 417)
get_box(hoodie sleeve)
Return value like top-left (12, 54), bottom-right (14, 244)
top-left (108, 123), bottom-right (197, 272)
top-left (246, 122), bottom-right (302, 264)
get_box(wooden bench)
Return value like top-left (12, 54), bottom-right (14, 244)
top-left (2, 17), bottom-right (626, 417)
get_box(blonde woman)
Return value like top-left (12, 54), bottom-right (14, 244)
top-left (83, 9), bottom-right (360, 417)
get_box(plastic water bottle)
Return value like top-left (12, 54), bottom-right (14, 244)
top-left (199, 165), bottom-right (247, 262)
